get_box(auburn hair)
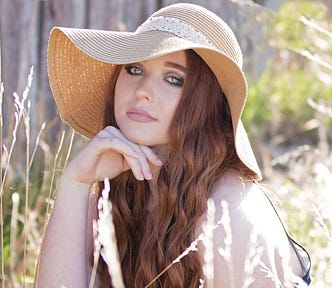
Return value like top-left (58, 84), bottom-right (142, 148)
top-left (95, 50), bottom-right (256, 287)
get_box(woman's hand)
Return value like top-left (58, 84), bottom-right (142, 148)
top-left (63, 126), bottom-right (163, 185)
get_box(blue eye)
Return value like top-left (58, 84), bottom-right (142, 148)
top-left (124, 65), bottom-right (143, 75)
top-left (166, 76), bottom-right (184, 87)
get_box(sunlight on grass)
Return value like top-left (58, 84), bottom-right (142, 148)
top-left (0, 1), bottom-right (331, 287)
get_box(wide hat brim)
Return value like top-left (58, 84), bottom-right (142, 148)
top-left (48, 26), bottom-right (261, 180)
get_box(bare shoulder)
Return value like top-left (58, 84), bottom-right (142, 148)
top-left (196, 171), bottom-right (303, 287)
top-left (207, 171), bottom-right (289, 242)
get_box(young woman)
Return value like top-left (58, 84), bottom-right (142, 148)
top-left (36, 3), bottom-right (311, 287)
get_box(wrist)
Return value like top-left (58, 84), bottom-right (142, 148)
top-left (57, 174), bottom-right (92, 201)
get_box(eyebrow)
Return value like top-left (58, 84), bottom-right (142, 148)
top-left (165, 61), bottom-right (187, 73)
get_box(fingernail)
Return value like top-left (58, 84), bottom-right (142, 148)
top-left (146, 170), bottom-right (153, 180)
top-left (136, 171), bottom-right (144, 181)
top-left (156, 159), bottom-right (163, 166)
top-left (132, 152), bottom-right (140, 158)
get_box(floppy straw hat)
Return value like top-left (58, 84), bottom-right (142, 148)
top-left (47, 3), bottom-right (262, 180)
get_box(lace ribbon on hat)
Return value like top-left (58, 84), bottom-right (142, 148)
top-left (136, 16), bottom-right (215, 48)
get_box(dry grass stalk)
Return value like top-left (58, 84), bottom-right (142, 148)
top-left (242, 230), bottom-right (264, 288)
top-left (173, 233), bottom-right (204, 265)
top-left (0, 66), bottom-right (33, 198)
top-left (0, 67), bottom-right (33, 287)
top-left (202, 198), bottom-right (215, 288)
top-left (23, 74), bottom-right (32, 288)
top-left (95, 177), bottom-right (125, 288)
top-left (146, 199), bottom-right (232, 288)
top-left (198, 278), bottom-right (204, 288)
top-left (45, 130), bottom-right (65, 216)
top-left (299, 16), bottom-right (332, 39)
top-left (29, 122), bottom-right (46, 170)
top-left (258, 261), bottom-right (283, 287)
top-left (145, 232), bottom-right (204, 288)
top-left (216, 200), bottom-right (235, 288)
top-left (9, 192), bottom-right (19, 288)
top-left (298, 50), bottom-right (332, 71)
top-left (63, 130), bottom-right (75, 170)
top-left (258, 260), bottom-right (308, 287)
top-left (0, 81), bottom-right (5, 287)
top-left (312, 204), bottom-right (332, 248)
top-left (307, 98), bottom-right (332, 118)
top-left (89, 219), bottom-right (101, 288)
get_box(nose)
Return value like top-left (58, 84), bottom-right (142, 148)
top-left (135, 76), bottom-right (154, 102)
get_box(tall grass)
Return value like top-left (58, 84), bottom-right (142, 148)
top-left (0, 1), bottom-right (331, 287)
top-left (0, 63), bottom-right (331, 288)
top-left (0, 45), bottom-right (331, 288)
top-left (0, 67), bottom-right (78, 287)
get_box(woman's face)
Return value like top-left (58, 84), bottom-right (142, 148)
top-left (114, 51), bottom-right (186, 146)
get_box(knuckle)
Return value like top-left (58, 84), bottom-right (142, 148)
top-left (95, 129), bottom-right (109, 139)
top-left (104, 126), bottom-right (119, 134)
top-left (91, 133), bottom-right (117, 149)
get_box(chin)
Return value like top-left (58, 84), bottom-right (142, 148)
top-left (121, 130), bottom-right (162, 146)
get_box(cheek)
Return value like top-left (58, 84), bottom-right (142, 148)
top-left (113, 90), bottom-right (120, 121)
top-left (165, 95), bottom-right (181, 119)
top-left (114, 79), bottom-right (126, 120)
top-left (167, 104), bottom-right (178, 123)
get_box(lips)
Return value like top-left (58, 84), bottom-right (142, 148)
top-left (127, 108), bottom-right (157, 122)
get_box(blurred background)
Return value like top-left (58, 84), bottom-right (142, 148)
top-left (0, 0), bottom-right (331, 287)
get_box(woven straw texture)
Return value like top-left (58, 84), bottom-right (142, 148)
top-left (47, 3), bottom-right (261, 179)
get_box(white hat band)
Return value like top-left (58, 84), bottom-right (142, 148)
top-left (136, 16), bottom-right (215, 48)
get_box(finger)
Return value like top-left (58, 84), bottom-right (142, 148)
top-left (93, 132), bottom-right (140, 159)
top-left (140, 146), bottom-right (163, 166)
top-left (102, 127), bottom-right (155, 180)
top-left (135, 149), bottom-right (154, 180)
top-left (121, 147), bottom-right (152, 180)
top-left (123, 155), bottom-right (146, 181)
top-left (104, 127), bottom-right (154, 179)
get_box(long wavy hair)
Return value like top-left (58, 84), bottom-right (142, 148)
top-left (96, 50), bottom-right (256, 287)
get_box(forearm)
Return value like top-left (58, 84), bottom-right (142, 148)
top-left (35, 127), bottom-right (160, 287)
top-left (36, 177), bottom-right (92, 288)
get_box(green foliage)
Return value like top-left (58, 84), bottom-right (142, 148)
top-left (0, 129), bottom-right (75, 286)
top-left (245, 62), bottom-right (329, 138)
top-left (243, 1), bottom-right (332, 286)
top-left (1, 1), bottom-right (331, 287)
top-left (271, 0), bottom-right (328, 51)
top-left (244, 0), bottom-right (332, 145)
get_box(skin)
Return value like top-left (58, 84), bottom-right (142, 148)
top-left (35, 52), bottom-right (186, 287)
top-left (35, 51), bottom-right (304, 287)
top-left (114, 51), bottom-right (186, 147)
top-left (66, 51), bottom-right (187, 185)
top-left (196, 172), bottom-right (304, 287)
